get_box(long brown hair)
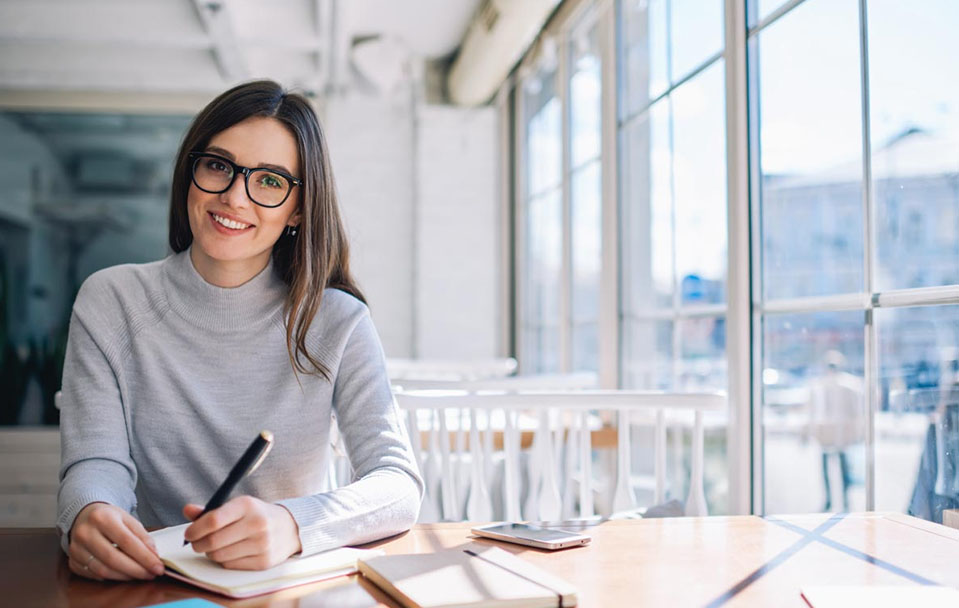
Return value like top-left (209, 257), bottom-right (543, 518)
top-left (169, 80), bottom-right (365, 380)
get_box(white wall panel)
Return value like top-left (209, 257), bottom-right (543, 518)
top-left (415, 104), bottom-right (499, 359)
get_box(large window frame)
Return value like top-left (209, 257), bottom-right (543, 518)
top-left (508, 0), bottom-right (958, 516)
top-left (748, 0), bottom-right (959, 514)
top-left (514, 0), bottom-right (618, 382)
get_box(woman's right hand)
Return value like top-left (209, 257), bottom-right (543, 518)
top-left (68, 502), bottom-right (166, 581)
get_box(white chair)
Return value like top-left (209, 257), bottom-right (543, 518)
top-left (391, 370), bottom-right (598, 392)
top-left (393, 389), bottom-right (726, 523)
top-left (386, 357), bottom-right (518, 383)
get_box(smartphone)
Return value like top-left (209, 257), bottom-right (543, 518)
top-left (470, 522), bottom-right (592, 550)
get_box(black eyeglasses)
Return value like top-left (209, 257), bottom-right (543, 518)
top-left (188, 152), bottom-right (302, 208)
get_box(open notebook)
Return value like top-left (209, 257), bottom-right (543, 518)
top-left (150, 523), bottom-right (383, 598)
top-left (358, 543), bottom-right (577, 608)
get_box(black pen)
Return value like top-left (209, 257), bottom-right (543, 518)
top-left (183, 430), bottom-right (275, 546)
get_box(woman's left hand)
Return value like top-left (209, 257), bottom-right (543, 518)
top-left (182, 496), bottom-right (302, 570)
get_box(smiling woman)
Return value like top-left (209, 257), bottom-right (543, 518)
top-left (184, 117), bottom-right (303, 288)
top-left (56, 80), bottom-right (423, 582)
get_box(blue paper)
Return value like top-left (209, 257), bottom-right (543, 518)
top-left (143, 600), bottom-right (224, 608)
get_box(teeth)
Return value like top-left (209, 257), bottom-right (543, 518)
top-left (212, 213), bottom-right (250, 230)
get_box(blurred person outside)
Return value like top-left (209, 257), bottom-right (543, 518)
top-left (804, 350), bottom-right (865, 512)
top-left (909, 355), bottom-right (959, 522)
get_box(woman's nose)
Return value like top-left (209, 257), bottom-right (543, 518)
top-left (220, 173), bottom-right (252, 208)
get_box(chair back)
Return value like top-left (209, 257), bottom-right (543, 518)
top-left (393, 389), bottom-right (725, 522)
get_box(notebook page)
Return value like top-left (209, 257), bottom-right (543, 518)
top-left (801, 585), bottom-right (959, 608)
top-left (151, 523), bottom-right (380, 591)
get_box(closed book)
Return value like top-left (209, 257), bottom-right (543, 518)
top-left (357, 543), bottom-right (577, 608)
top-left (149, 523), bottom-right (383, 598)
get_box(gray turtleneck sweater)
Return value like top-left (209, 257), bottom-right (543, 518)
top-left (56, 249), bottom-right (423, 556)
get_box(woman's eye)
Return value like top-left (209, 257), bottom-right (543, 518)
top-left (207, 160), bottom-right (230, 173)
top-left (259, 174), bottom-right (283, 189)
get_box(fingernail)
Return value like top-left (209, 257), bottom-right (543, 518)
top-left (152, 564), bottom-right (165, 576)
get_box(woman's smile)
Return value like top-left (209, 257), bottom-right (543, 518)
top-left (208, 210), bottom-right (255, 233)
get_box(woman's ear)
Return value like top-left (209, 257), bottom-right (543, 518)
top-left (287, 211), bottom-right (302, 228)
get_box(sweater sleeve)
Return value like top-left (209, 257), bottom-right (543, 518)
top-left (56, 310), bottom-right (139, 554)
top-left (277, 313), bottom-right (424, 555)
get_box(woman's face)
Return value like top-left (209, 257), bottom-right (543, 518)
top-left (187, 116), bottom-right (301, 285)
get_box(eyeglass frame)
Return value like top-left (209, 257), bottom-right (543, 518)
top-left (187, 151), bottom-right (303, 208)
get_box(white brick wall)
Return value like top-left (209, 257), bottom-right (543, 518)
top-left (415, 104), bottom-right (499, 359)
top-left (325, 93), bottom-right (501, 360)
top-left (326, 93), bottom-right (415, 357)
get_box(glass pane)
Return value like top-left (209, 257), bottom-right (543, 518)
top-left (621, 100), bottom-right (673, 312)
top-left (621, 319), bottom-right (673, 390)
top-left (621, 0), bottom-right (669, 118)
top-left (757, 0), bottom-right (864, 300)
top-left (0, 111), bottom-right (189, 426)
top-left (678, 316), bottom-right (726, 391)
top-left (569, 20), bottom-right (601, 168)
top-left (678, 314), bottom-right (729, 514)
top-left (571, 159), bottom-right (601, 373)
top-left (522, 325), bottom-right (561, 374)
top-left (571, 160), bottom-right (601, 322)
top-left (762, 311), bottom-right (866, 515)
top-left (876, 305), bottom-right (959, 523)
top-left (526, 189), bottom-right (563, 327)
top-left (524, 68), bottom-right (561, 197)
top-left (672, 60), bottom-right (727, 305)
top-left (748, 0), bottom-right (792, 29)
top-left (669, 0), bottom-right (724, 83)
top-left (869, 0), bottom-right (959, 291)
top-left (571, 321), bottom-right (599, 373)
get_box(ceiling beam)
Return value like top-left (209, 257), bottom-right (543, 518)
top-left (0, 31), bottom-right (328, 52)
top-left (190, 0), bottom-right (248, 83)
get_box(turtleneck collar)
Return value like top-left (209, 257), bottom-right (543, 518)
top-left (162, 247), bottom-right (287, 333)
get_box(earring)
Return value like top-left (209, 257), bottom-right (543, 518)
top-left (285, 225), bottom-right (299, 237)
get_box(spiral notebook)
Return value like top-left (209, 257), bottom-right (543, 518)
top-left (150, 523), bottom-right (383, 598)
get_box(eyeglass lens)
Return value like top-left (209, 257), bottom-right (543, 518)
top-left (192, 155), bottom-right (291, 207)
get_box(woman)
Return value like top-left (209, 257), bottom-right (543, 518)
top-left (57, 80), bottom-right (423, 581)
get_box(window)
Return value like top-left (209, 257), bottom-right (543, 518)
top-left (518, 7), bottom-right (605, 376)
top-left (569, 18), bottom-right (603, 372)
top-left (509, 0), bottom-right (959, 521)
top-left (520, 63), bottom-right (562, 374)
top-left (752, 0), bottom-right (959, 520)
top-left (0, 111), bottom-right (190, 426)
top-left (619, 0), bottom-right (728, 512)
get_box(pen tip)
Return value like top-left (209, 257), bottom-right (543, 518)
top-left (260, 430), bottom-right (274, 441)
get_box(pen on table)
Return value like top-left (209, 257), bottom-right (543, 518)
top-left (184, 430), bottom-right (275, 546)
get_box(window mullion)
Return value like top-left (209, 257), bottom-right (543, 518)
top-left (858, 0), bottom-right (877, 512)
top-left (560, 30), bottom-right (573, 375)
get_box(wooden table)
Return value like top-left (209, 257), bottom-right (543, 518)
top-left (4, 512), bottom-right (959, 607)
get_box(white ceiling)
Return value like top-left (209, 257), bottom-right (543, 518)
top-left (0, 0), bottom-right (482, 96)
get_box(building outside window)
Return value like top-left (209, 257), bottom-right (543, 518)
top-left (751, 0), bottom-right (959, 520)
